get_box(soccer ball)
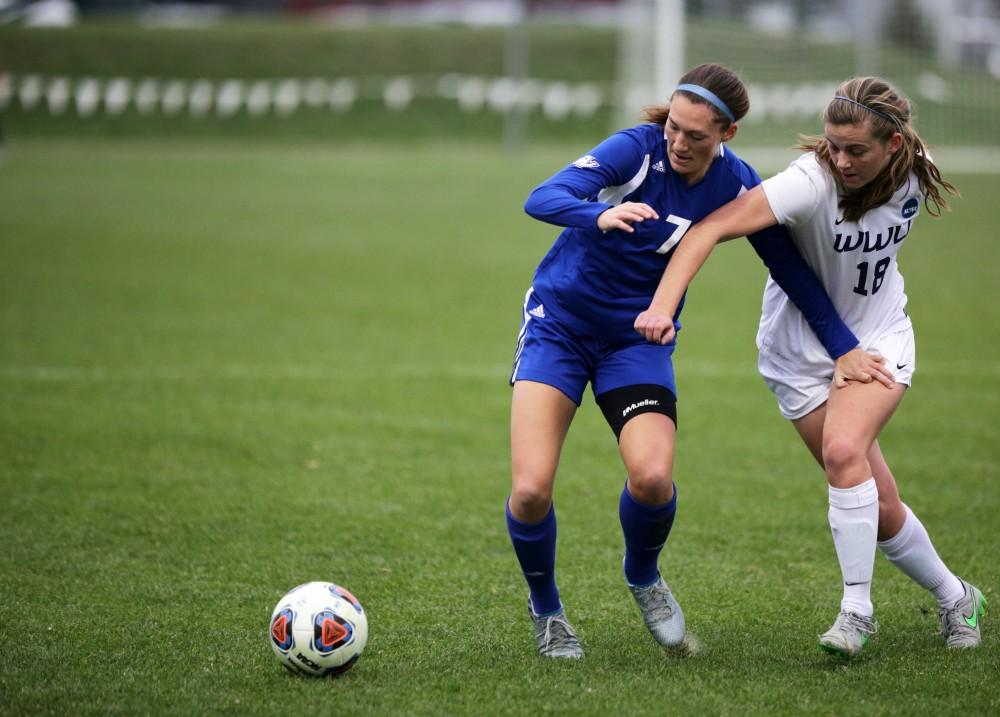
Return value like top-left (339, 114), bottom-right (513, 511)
top-left (268, 581), bottom-right (368, 677)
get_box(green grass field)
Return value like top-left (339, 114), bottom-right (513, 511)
top-left (1, 138), bottom-right (998, 716)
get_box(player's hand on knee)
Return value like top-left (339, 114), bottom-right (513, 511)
top-left (597, 202), bottom-right (659, 233)
top-left (834, 347), bottom-right (895, 388)
top-left (634, 309), bottom-right (676, 345)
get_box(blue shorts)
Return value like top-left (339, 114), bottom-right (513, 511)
top-left (509, 288), bottom-right (677, 406)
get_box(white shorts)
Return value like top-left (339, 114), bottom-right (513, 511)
top-left (758, 325), bottom-right (916, 420)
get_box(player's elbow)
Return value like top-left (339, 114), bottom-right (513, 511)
top-left (523, 193), bottom-right (540, 219)
top-left (523, 184), bottom-right (551, 219)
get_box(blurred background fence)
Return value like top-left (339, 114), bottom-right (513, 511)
top-left (1, 0), bottom-right (998, 163)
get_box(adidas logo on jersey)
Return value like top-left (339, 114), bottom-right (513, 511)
top-left (651, 160), bottom-right (666, 173)
top-left (572, 154), bottom-right (600, 169)
top-left (528, 304), bottom-right (546, 319)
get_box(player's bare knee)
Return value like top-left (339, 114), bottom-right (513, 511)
top-left (509, 482), bottom-right (553, 521)
top-left (822, 438), bottom-right (866, 483)
top-left (626, 468), bottom-right (674, 505)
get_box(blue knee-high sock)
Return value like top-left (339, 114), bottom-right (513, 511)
top-left (619, 482), bottom-right (677, 587)
top-left (506, 500), bottom-right (561, 616)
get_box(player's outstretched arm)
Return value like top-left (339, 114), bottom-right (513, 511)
top-left (634, 186), bottom-right (778, 345)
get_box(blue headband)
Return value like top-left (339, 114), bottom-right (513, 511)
top-left (675, 83), bottom-right (736, 122)
top-left (832, 95), bottom-right (901, 128)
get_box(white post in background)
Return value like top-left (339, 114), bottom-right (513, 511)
top-left (929, 0), bottom-right (961, 67)
top-left (616, 0), bottom-right (650, 130)
top-left (503, 0), bottom-right (530, 152)
top-left (654, 0), bottom-right (684, 109)
top-left (615, 0), bottom-right (684, 131)
top-left (851, 0), bottom-right (885, 77)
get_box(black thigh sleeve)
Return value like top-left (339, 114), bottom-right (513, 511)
top-left (595, 384), bottom-right (677, 441)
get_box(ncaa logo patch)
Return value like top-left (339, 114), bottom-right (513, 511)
top-left (572, 154), bottom-right (600, 169)
top-left (270, 608), bottom-right (295, 653)
top-left (313, 611), bottom-right (353, 654)
top-left (902, 197), bottom-right (919, 219)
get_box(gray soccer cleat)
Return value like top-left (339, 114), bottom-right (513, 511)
top-left (628, 576), bottom-right (686, 648)
top-left (939, 578), bottom-right (987, 650)
top-left (819, 610), bottom-right (877, 657)
top-left (531, 606), bottom-right (583, 659)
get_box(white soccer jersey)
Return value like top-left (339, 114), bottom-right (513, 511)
top-left (758, 153), bottom-right (921, 363)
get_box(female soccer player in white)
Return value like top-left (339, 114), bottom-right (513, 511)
top-left (506, 64), bottom-right (887, 659)
top-left (634, 76), bottom-right (985, 657)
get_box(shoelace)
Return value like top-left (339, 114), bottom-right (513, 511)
top-left (838, 611), bottom-right (877, 636)
top-left (538, 615), bottom-right (578, 649)
top-left (939, 604), bottom-right (972, 637)
top-left (638, 584), bottom-right (675, 622)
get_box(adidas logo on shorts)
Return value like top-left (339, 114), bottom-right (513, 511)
top-left (529, 304), bottom-right (546, 319)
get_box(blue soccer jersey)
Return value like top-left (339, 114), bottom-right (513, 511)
top-left (524, 123), bottom-right (857, 356)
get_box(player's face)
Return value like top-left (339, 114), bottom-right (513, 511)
top-left (664, 95), bottom-right (734, 184)
top-left (825, 121), bottom-right (902, 190)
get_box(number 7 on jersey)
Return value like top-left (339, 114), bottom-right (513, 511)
top-left (655, 214), bottom-right (692, 254)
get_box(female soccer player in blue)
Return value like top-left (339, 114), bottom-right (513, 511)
top-left (635, 77), bottom-right (985, 657)
top-left (505, 64), bottom-right (887, 659)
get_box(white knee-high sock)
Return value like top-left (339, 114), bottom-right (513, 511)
top-left (828, 478), bottom-right (879, 617)
top-left (877, 503), bottom-right (965, 609)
